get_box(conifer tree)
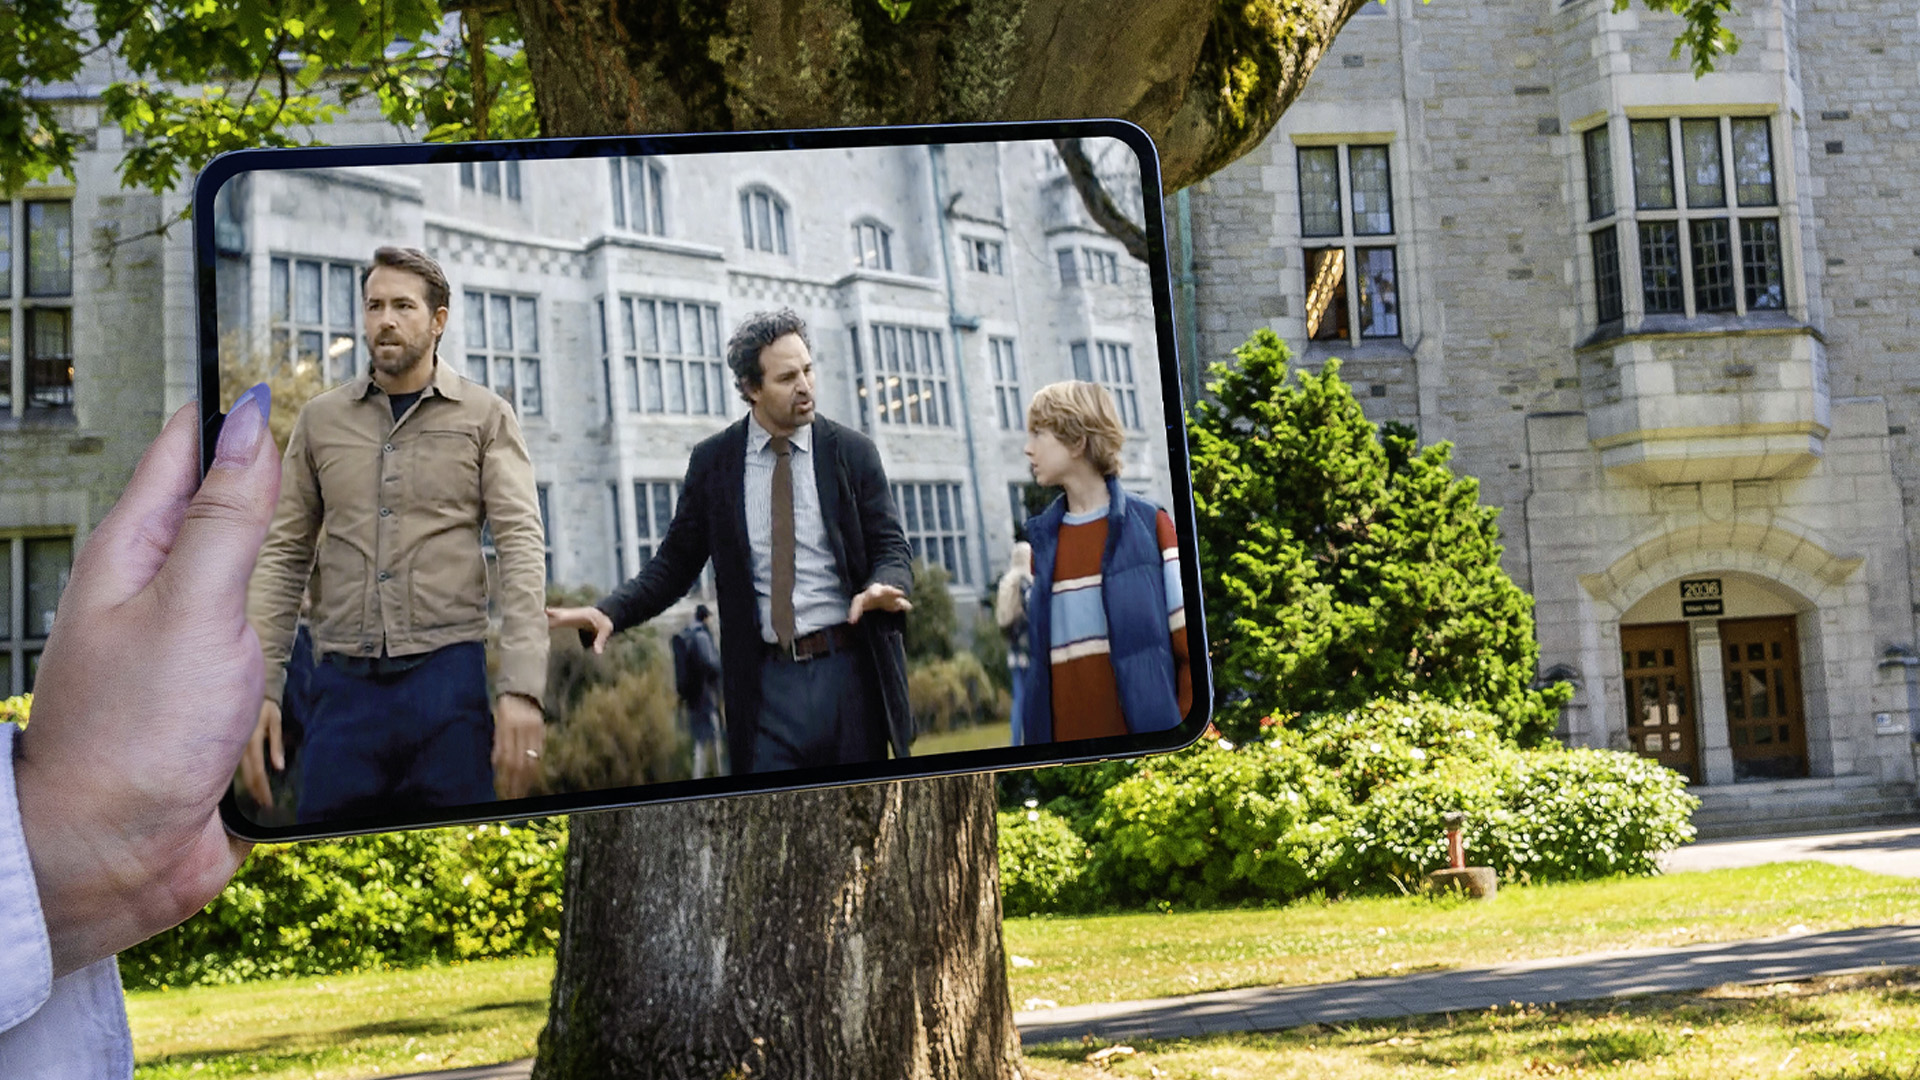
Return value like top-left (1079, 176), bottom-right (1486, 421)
top-left (1189, 330), bottom-right (1569, 745)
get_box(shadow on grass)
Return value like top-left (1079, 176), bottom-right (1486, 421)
top-left (144, 996), bottom-right (547, 1066)
top-left (1022, 970), bottom-right (1920, 1074)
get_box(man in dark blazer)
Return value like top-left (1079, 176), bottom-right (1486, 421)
top-left (547, 309), bottom-right (915, 774)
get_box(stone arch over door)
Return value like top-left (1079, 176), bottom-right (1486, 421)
top-left (1578, 524), bottom-right (1868, 785)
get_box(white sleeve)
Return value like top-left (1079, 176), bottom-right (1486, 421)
top-left (0, 722), bottom-right (134, 1079)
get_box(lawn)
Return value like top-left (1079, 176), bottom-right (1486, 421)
top-left (128, 863), bottom-right (1920, 1078)
top-left (914, 721), bottom-right (1013, 755)
top-left (1005, 862), bottom-right (1920, 1007)
top-left (128, 957), bottom-right (552, 1080)
top-left (1020, 967), bottom-right (1920, 1079)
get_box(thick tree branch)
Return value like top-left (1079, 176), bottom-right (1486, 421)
top-left (1056, 137), bottom-right (1149, 263)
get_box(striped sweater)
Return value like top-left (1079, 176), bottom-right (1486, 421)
top-left (1042, 504), bottom-right (1192, 742)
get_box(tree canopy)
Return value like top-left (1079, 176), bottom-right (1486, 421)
top-left (3, 0), bottom-right (1740, 199)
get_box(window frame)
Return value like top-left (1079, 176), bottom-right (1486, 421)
top-left (269, 254), bottom-right (360, 386)
top-left (968, 237), bottom-right (1004, 275)
top-left (1582, 114), bottom-right (1788, 330)
top-left (739, 186), bottom-right (791, 256)
top-left (989, 336), bottom-right (1022, 430)
top-left (614, 296), bottom-right (728, 418)
top-left (462, 288), bottom-right (545, 416)
top-left (0, 530), bottom-right (73, 695)
top-left (892, 481), bottom-right (973, 587)
top-left (853, 219), bottom-right (895, 271)
top-left (1295, 143), bottom-right (1402, 344)
top-left (611, 157), bottom-right (667, 236)
top-left (860, 323), bottom-right (954, 429)
top-left (4, 199), bottom-right (77, 416)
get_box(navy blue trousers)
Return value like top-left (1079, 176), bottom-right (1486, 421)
top-left (297, 641), bottom-right (495, 824)
top-left (751, 646), bottom-right (887, 772)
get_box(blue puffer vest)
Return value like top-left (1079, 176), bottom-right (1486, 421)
top-left (1021, 475), bottom-right (1182, 744)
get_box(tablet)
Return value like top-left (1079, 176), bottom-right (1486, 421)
top-left (195, 119), bottom-right (1210, 840)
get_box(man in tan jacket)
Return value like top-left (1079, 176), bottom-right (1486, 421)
top-left (240, 247), bottom-right (548, 823)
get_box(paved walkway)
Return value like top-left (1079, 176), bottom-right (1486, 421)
top-left (1014, 922), bottom-right (1920, 1044)
top-left (1658, 822), bottom-right (1920, 878)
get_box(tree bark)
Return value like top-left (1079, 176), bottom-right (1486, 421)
top-left (532, 774), bottom-right (1018, 1079)
top-left (512, 0), bottom-right (1372, 191)
top-left (515, 0), bottom-right (1371, 1074)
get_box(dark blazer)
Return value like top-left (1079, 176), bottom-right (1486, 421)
top-left (594, 415), bottom-right (915, 771)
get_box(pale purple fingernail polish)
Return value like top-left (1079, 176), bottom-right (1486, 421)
top-left (215, 382), bottom-right (272, 468)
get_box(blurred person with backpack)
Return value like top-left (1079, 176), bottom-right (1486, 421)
top-left (673, 605), bottom-right (725, 778)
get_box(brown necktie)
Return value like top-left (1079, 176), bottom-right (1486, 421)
top-left (770, 434), bottom-right (796, 648)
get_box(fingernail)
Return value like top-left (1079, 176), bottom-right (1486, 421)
top-left (216, 382), bottom-right (272, 468)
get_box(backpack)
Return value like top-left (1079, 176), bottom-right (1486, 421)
top-left (671, 626), bottom-right (697, 701)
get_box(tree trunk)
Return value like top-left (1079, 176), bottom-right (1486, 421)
top-left (513, 0), bottom-right (1369, 1073)
top-left (532, 774), bottom-right (1019, 1079)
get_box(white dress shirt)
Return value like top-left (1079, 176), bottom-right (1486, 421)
top-left (0, 722), bottom-right (135, 1079)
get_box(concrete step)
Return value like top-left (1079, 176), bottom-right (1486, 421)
top-left (1686, 776), bottom-right (1920, 840)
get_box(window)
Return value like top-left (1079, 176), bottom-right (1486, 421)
top-left (858, 324), bottom-right (952, 427)
top-left (610, 157), bottom-right (666, 235)
top-left (0, 533), bottom-right (71, 694)
top-left (461, 160), bottom-right (522, 201)
top-left (615, 297), bottom-right (726, 416)
top-left (631, 480), bottom-right (712, 598)
top-left (1058, 246), bottom-right (1119, 286)
top-left (608, 482), bottom-right (626, 584)
top-left (271, 256), bottom-right (358, 384)
top-left (462, 290), bottom-right (543, 415)
top-left (3, 200), bottom-right (74, 414)
top-left (740, 187), bottom-right (790, 255)
top-left (853, 220), bottom-right (894, 271)
top-left (1297, 144), bottom-right (1401, 342)
top-left (536, 484), bottom-right (554, 584)
top-left (893, 482), bottom-right (972, 586)
top-left (1071, 340), bottom-right (1141, 429)
top-left (634, 480), bottom-right (679, 568)
top-left (990, 337), bottom-right (1022, 430)
top-left (968, 238), bottom-right (1004, 275)
top-left (1588, 115), bottom-right (1784, 324)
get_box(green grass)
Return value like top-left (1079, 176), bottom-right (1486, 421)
top-left (1005, 862), bottom-right (1920, 1007)
top-left (1021, 967), bottom-right (1920, 1079)
top-left (128, 956), bottom-right (552, 1080)
top-left (914, 721), bottom-right (1012, 755)
top-left (128, 864), bottom-right (1920, 1078)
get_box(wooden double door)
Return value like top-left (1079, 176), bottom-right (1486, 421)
top-left (1619, 616), bottom-right (1809, 783)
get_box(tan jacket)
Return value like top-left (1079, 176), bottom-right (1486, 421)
top-left (247, 359), bottom-right (549, 707)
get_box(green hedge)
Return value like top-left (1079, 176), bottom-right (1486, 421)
top-left (119, 818), bottom-right (566, 989)
top-left (996, 806), bottom-right (1091, 916)
top-left (997, 699), bottom-right (1699, 913)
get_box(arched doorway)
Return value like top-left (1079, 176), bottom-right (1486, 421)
top-left (1616, 572), bottom-right (1813, 784)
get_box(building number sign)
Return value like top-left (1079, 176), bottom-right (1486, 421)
top-left (1680, 578), bottom-right (1724, 618)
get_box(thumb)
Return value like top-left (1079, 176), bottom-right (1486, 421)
top-left (155, 384), bottom-right (280, 609)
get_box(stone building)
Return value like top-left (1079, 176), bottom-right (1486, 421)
top-left (0, 122), bottom-right (1173, 696)
top-left (1182, 0), bottom-right (1920, 832)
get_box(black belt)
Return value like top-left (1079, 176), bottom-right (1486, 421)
top-left (767, 623), bottom-right (857, 663)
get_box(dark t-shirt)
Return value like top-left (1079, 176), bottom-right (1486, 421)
top-left (389, 389), bottom-right (425, 422)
